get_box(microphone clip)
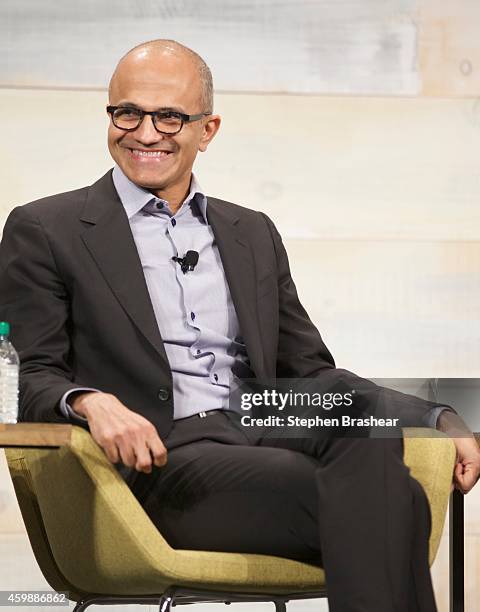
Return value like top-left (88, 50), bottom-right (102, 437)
top-left (172, 250), bottom-right (199, 274)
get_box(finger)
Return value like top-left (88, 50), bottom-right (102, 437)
top-left (133, 442), bottom-right (153, 473)
top-left (147, 436), bottom-right (168, 467)
top-left (461, 466), bottom-right (480, 493)
top-left (117, 440), bottom-right (137, 468)
top-left (455, 462), bottom-right (464, 478)
top-left (453, 463), bottom-right (467, 493)
top-left (454, 463), bottom-right (477, 493)
top-left (455, 473), bottom-right (474, 494)
top-left (102, 441), bottom-right (120, 465)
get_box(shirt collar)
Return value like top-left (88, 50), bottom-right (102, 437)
top-left (112, 165), bottom-right (207, 221)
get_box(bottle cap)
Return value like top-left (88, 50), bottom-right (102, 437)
top-left (0, 321), bottom-right (10, 336)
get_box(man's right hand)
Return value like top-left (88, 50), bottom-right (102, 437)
top-left (71, 392), bottom-right (167, 473)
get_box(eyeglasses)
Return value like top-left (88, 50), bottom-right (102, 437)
top-left (106, 106), bottom-right (211, 135)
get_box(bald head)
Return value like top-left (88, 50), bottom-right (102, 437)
top-left (109, 39), bottom-right (213, 113)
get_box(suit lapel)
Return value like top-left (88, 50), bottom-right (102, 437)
top-left (79, 171), bottom-right (169, 364)
top-left (207, 197), bottom-right (265, 376)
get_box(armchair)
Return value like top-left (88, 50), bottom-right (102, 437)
top-left (4, 425), bottom-right (455, 611)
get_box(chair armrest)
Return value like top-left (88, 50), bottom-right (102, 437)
top-left (403, 428), bottom-right (456, 565)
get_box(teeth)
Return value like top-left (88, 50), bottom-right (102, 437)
top-left (132, 150), bottom-right (170, 157)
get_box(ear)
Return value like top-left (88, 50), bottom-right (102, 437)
top-left (198, 115), bottom-right (221, 152)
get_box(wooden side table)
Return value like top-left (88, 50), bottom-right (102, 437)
top-left (0, 422), bottom-right (72, 447)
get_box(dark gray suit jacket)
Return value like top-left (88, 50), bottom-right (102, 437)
top-left (0, 170), bottom-right (442, 436)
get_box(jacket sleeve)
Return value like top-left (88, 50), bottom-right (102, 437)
top-left (259, 212), bottom-right (336, 378)
top-left (0, 206), bottom-right (87, 423)
top-left (260, 212), bottom-right (453, 428)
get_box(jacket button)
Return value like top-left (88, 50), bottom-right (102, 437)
top-left (158, 388), bottom-right (170, 401)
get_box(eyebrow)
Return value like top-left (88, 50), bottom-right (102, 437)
top-left (116, 101), bottom-right (186, 113)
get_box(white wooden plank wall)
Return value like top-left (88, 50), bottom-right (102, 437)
top-left (420, 0), bottom-right (480, 96)
top-left (2, 91), bottom-right (480, 243)
top-left (1, 0), bottom-right (418, 94)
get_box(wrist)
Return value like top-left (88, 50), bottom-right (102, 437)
top-left (437, 410), bottom-right (473, 438)
top-left (71, 391), bottom-right (99, 418)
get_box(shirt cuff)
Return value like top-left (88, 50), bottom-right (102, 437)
top-left (59, 388), bottom-right (100, 423)
top-left (427, 406), bottom-right (455, 430)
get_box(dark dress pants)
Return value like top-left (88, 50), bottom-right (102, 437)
top-left (123, 410), bottom-right (437, 612)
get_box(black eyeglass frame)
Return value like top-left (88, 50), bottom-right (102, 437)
top-left (106, 105), bottom-right (211, 135)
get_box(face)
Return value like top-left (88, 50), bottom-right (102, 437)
top-left (107, 48), bottom-right (220, 199)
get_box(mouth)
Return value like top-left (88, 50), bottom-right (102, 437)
top-left (127, 148), bottom-right (174, 161)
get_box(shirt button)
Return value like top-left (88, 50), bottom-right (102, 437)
top-left (196, 349), bottom-right (201, 355)
top-left (171, 218), bottom-right (176, 226)
top-left (158, 388), bottom-right (170, 402)
top-left (156, 202), bottom-right (164, 209)
top-left (191, 312), bottom-right (195, 321)
top-left (214, 373), bottom-right (218, 382)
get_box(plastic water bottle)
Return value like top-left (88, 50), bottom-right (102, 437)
top-left (0, 321), bottom-right (19, 423)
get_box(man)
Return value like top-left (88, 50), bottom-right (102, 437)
top-left (1, 40), bottom-right (479, 612)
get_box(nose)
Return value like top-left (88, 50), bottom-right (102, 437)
top-left (133, 114), bottom-right (165, 146)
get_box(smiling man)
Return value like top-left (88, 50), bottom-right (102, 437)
top-left (1, 40), bottom-right (479, 612)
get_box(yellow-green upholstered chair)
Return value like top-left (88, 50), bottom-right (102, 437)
top-left (5, 426), bottom-right (455, 612)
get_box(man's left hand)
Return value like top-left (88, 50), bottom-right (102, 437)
top-left (437, 410), bottom-right (480, 494)
top-left (451, 436), bottom-right (480, 493)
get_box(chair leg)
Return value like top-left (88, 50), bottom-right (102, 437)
top-left (159, 587), bottom-right (177, 612)
top-left (73, 595), bottom-right (164, 611)
top-left (450, 489), bottom-right (465, 612)
top-left (72, 600), bottom-right (92, 612)
top-left (273, 599), bottom-right (287, 612)
top-left (72, 599), bottom-right (95, 612)
top-left (72, 590), bottom-right (291, 612)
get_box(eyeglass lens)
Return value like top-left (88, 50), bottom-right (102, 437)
top-left (112, 108), bottom-right (182, 134)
